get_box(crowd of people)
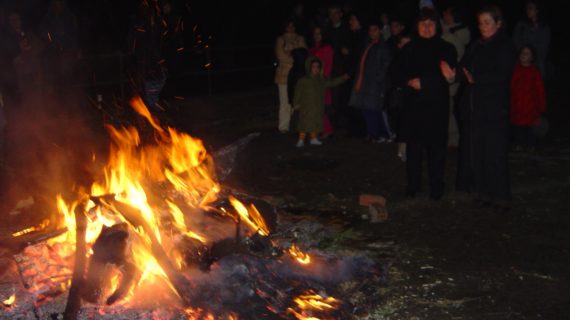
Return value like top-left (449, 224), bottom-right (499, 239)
top-left (274, 1), bottom-right (550, 211)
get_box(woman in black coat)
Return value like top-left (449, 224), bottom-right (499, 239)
top-left (455, 5), bottom-right (516, 210)
top-left (396, 8), bottom-right (457, 199)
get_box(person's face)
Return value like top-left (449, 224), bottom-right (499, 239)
top-left (163, 3), bottom-right (172, 15)
top-left (418, 19), bottom-right (436, 39)
top-left (519, 47), bottom-right (533, 65)
top-left (285, 22), bottom-right (296, 34)
top-left (310, 61), bottom-right (321, 75)
top-left (313, 27), bottom-right (323, 43)
top-left (478, 12), bottom-right (501, 39)
top-left (526, 2), bottom-right (538, 22)
top-left (52, 0), bottom-right (64, 14)
top-left (8, 13), bottom-right (21, 32)
top-left (348, 15), bottom-right (361, 31)
top-left (442, 9), bottom-right (455, 26)
top-left (390, 21), bottom-right (404, 36)
top-left (368, 25), bottom-right (381, 41)
top-left (329, 8), bottom-right (342, 24)
top-left (380, 13), bottom-right (389, 25)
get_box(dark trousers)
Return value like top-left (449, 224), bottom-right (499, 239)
top-left (362, 109), bottom-right (393, 139)
top-left (511, 125), bottom-right (536, 146)
top-left (406, 140), bottom-right (447, 197)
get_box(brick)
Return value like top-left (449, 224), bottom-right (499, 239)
top-left (359, 194), bottom-right (386, 207)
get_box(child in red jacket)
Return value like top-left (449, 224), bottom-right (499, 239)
top-left (510, 45), bottom-right (546, 151)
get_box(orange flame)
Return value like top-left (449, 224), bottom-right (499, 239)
top-left (229, 197), bottom-right (270, 236)
top-left (288, 244), bottom-right (311, 265)
top-left (286, 291), bottom-right (341, 320)
top-left (51, 96), bottom-right (270, 306)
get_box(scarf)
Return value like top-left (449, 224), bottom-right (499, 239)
top-left (355, 39), bottom-right (379, 92)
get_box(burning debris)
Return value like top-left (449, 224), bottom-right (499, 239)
top-left (0, 97), bottom-right (383, 319)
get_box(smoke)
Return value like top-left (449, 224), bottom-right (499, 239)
top-left (0, 87), bottom-right (108, 215)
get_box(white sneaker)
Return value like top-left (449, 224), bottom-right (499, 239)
top-left (296, 140), bottom-right (305, 147)
top-left (309, 138), bottom-right (323, 145)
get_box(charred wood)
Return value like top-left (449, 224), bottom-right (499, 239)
top-left (62, 202), bottom-right (87, 320)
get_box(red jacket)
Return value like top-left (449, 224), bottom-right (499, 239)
top-left (510, 63), bottom-right (546, 126)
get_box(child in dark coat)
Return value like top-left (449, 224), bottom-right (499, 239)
top-left (293, 57), bottom-right (348, 147)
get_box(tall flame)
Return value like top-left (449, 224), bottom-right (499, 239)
top-left (50, 97), bottom-right (270, 306)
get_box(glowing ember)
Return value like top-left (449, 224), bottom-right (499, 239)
top-left (2, 293), bottom-right (15, 307)
top-left (287, 291), bottom-right (341, 320)
top-left (288, 244), bottom-right (311, 265)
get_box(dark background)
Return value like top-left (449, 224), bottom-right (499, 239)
top-left (2, 0), bottom-right (567, 95)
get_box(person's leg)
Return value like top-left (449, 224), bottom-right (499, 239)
top-left (448, 95), bottom-right (459, 147)
top-left (309, 132), bottom-right (322, 145)
top-left (427, 140), bottom-right (447, 200)
top-left (278, 84), bottom-right (291, 132)
top-left (378, 110), bottom-right (394, 140)
top-left (296, 132), bottom-right (306, 147)
top-left (362, 109), bottom-right (381, 140)
top-left (406, 142), bottom-right (423, 196)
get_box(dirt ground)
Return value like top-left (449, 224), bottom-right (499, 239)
top-left (163, 81), bottom-right (570, 319)
top-left (1, 71), bottom-right (569, 318)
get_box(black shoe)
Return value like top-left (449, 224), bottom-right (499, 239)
top-left (473, 197), bottom-right (492, 208)
top-left (430, 194), bottom-right (442, 201)
top-left (492, 203), bottom-right (511, 214)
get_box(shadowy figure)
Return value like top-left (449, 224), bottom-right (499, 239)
top-left (456, 5), bottom-right (516, 210)
top-left (129, 0), bottom-right (168, 112)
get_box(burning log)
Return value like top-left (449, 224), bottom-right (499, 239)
top-left (102, 199), bottom-right (196, 306)
top-left (0, 228), bottom-right (68, 254)
top-left (199, 233), bottom-right (282, 271)
top-left (62, 202), bottom-right (87, 320)
top-left (82, 223), bottom-right (141, 306)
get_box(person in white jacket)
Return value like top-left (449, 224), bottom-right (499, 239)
top-left (441, 6), bottom-right (470, 147)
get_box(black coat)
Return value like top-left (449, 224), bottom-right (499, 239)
top-left (396, 37), bottom-right (457, 144)
top-left (456, 31), bottom-right (516, 200)
top-left (348, 41), bottom-right (391, 111)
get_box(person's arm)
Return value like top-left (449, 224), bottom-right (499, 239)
top-left (325, 74), bottom-right (349, 87)
top-left (275, 37), bottom-right (291, 63)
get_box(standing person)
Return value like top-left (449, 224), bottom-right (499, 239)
top-left (348, 20), bottom-right (393, 144)
top-left (513, 0), bottom-right (550, 77)
top-left (293, 57), bottom-right (348, 147)
top-left (385, 16), bottom-right (407, 57)
top-left (274, 19), bottom-right (306, 133)
top-left (510, 45), bottom-right (546, 152)
top-left (396, 8), bottom-right (457, 200)
top-left (325, 4), bottom-right (350, 131)
top-left (455, 5), bottom-right (516, 210)
top-left (344, 12), bottom-right (368, 138)
top-left (309, 26), bottom-right (335, 138)
top-left (287, 47), bottom-right (310, 131)
top-left (441, 5), bottom-right (470, 147)
top-left (387, 31), bottom-right (412, 162)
